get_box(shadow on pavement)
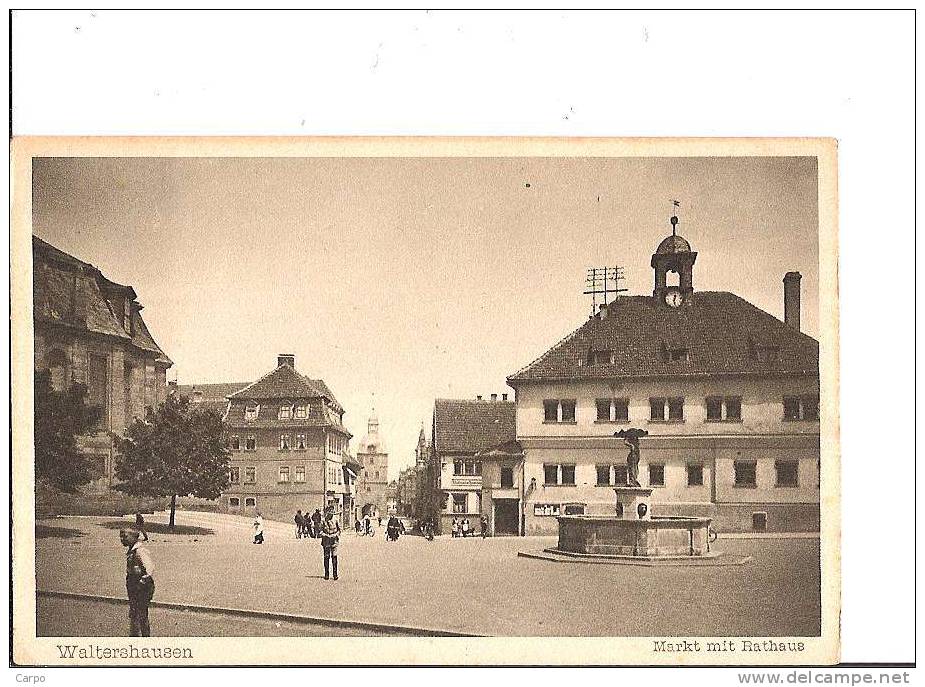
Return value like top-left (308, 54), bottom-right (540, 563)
top-left (97, 520), bottom-right (215, 536)
top-left (35, 524), bottom-right (84, 539)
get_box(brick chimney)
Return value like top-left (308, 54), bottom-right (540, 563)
top-left (491, 393), bottom-right (498, 401)
top-left (278, 353), bottom-right (295, 368)
top-left (783, 272), bottom-right (802, 332)
top-left (502, 393), bottom-right (508, 401)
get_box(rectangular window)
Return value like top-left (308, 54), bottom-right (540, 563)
top-left (88, 354), bottom-right (109, 429)
top-left (706, 397), bottom-right (723, 421)
top-left (278, 405), bottom-right (292, 420)
top-left (783, 396), bottom-right (802, 421)
top-left (802, 396), bottom-right (820, 421)
top-left (560, 400), bottom-right (576, 422)
top-left (687, 463), bottom-right (704, 487)
top-left (453, 460), bottom-right (463, 475)
top-left (229, 467), bottom-right (240, 484)
top-left (649, 398), bottom-right (666, 421)
top-left (734, 460), bottom-right (757, 488)
top-left (775, 460), bottom-right (799, 487)
top-left (560, 464), bottom-right (576, 485)
top-left (726, 397), bottom-right (742, 421)
top-left (543, 464), bottom-right (558, 485)
top-left (707, 396), bottom-right (742, 421)
top-left (229, 497), bottom-right (240, 507)
top-left (244, 467), bottom-right (256, 484)
top-left (648, 463), bottom-right (665, 487)
top-left (563, 503), bottom-right (586, 515)
top-left (244, 497), bottom-right (256, 507)
top-left (279, 466), bottom-right (290, 483)
top-left (667, 397), bottom-right (684, 421)
top-left (589, 350), bottom-right (612, 365)
top-left (613, 464), bottom-right (628, 486)
top-left (294, 466), bottom-right (305, 483)
top-left (295, 405), bottom-right (307, 419)
top-left (613, 398), bottom-right (629, 421)
top-left (245, 404), bottom-right (259, 420)
top-left (543, 400), bottom-right (558, 422)
top-left (245, 436), bottom-right (256, 451)
top-left (500, 467), bottom-right (514, 489)
top-left (452, 493), bottom-right (467, 513)
top-left (534, 503), bottom-right (560, 516)
top-left (596, 464), bottom-right (611, 486)
top-left (596, 398), bottom-right (611, 421)
top-left (279, 434), bottom-right (290, 451)
top-left (230, 435), bottom-right (241, 451)
top-left (295, 434), bottom-right (306, 450)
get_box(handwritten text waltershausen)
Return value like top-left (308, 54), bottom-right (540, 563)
top-left (653, 639), bottom-right (806, 653)
top-left (57, 644), bottom-right (193, 660)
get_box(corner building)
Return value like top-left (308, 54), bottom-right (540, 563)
top-left (222, 354), bottom-right (353, 524)
top-left (507, 219), bottom-right (820, 534)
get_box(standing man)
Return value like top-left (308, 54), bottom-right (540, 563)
top-left (320, 507), bottom-right (341, 580)
top-left (120, 529), bottom-right (155, 637)
top-left (310, 508), bottom-right (323, 539)
top-left (253, 512), bottom-right (265, 544)
top-left (480, 515), bottom-right (489, 538)
top-left (294, 510), bottom-right (305, 539)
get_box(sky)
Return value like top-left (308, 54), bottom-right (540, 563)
top-left (32, 155), bottom-right (819, 477)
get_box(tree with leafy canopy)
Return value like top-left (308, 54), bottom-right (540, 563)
top-left (33, 369), bottom-right (103, 493)
top-left (114, 393), bottom-right (229, 530)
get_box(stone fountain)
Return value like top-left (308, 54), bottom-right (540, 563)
top-left (551, 429), bottom-right (715, 560)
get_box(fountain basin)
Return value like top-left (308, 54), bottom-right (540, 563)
top-left (555, 514), bottom-right (713, 558)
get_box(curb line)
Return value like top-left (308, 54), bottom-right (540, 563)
top-left (37, 589), bottom-right (481, 638)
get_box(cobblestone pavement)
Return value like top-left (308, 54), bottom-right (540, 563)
top-left (35, 511), bottom-right (821, 637)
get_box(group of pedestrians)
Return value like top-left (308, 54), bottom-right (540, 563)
top-left (451, 515), bottom-right (489, 538)
top-left (293, 508), bottom-right (324, 539)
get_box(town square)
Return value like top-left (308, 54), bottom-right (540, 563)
top-left (25, 151), bottom-right (826, 643)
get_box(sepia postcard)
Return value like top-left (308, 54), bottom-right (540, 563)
top-left (10, 136), bottom-right (839, 666)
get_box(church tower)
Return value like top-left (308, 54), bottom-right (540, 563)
top-left (651, 211), bottom-right (698, 307)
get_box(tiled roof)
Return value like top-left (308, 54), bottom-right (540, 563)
top-left (177, 383), bottom-right (249, 400)
top-left (33, 236), bottom-right (172, 366)
top-left (227, 364), bottom-right (342, 410)
top-left (508, 292), bottom-right (819, 383)
top-left (433, 399), bottom-right (517, 455)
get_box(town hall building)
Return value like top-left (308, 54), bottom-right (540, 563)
top-left (506, 215), bottom-right (820, 534)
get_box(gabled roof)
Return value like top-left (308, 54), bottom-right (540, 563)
top-left (508, 292), bottom-right (819, 383)
top-left (226, 363), bottom-right (343, 411)
top-left (433, 399), bottom-right (516, 455)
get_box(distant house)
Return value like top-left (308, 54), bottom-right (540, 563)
top-left (506, 216), bottom-right (820, 534)
top-left (33, 236), bottom-right (172, 492)
top-left (431, 395), bottom-right (517, 535)
top-left (199, 353), bottom-right (355, 525)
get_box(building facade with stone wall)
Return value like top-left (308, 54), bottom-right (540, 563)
top-left (33, 236), bottom-right (173, 492)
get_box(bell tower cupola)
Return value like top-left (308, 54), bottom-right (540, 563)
top-left (651, 208), bottom-right (697, 308)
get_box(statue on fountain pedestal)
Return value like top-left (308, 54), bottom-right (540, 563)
top-left (615, 428), bottom-right (648, 487)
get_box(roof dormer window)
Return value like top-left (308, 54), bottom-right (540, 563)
top-left (587, 349), bottom-right (614, 366)
top-left (668, 347), bottom-right (690, 362)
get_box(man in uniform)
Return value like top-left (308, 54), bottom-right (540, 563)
top-left (120, 528), bottom-right (155, 637)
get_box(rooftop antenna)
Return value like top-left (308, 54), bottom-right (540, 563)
top-left (584, 266), bottom-right (627, 317)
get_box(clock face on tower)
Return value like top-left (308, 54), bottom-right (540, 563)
top-left (665, 289), bottom-right (683, 308)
